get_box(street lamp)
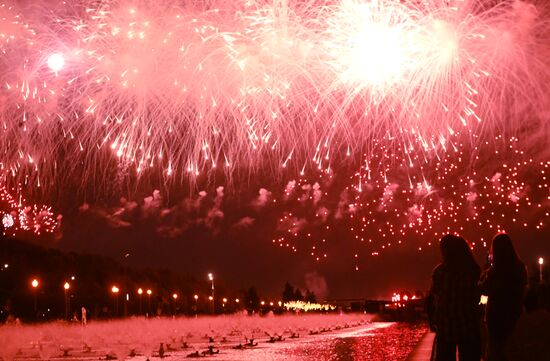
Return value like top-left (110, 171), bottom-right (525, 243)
top-left (122, 252), bottom-right (130, 317)
top-left (193, 294), bottom-right (199, 316)
top-left (137, 288), bottom-right (143, 315)
top-left (146, 289), bottom-right (152, 317)
top-left (111, 286), bottom-right (119, 317)
top-left (222, 297), bottom-right (227, 312)
top-left (63, 282), bottom-right (70, 320)
top-left (208, 273), bottom-right (214, 314)
top-left (31, 278), bottom-right (39, 317)
top-left (539, 257), bottom-right (545, 284)
top-left (172, 293), bottom-right (178, 316)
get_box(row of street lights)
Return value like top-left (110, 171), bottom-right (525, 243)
top-left (108, 273), bottom-right (240, 316)
top-left (136, 287), bottom-right (153, 315)
top-left (27, 259), bottom-right (547, 319)
top-left (29, 274), bottom-right (261, 319)
top-left (31, 277), bottom-right (76, 319)
top-left (30, 276), bottom-right (221, 319)
top-left (111, 286), bottom-right (155, 316)
top-left (108, 285), bottom-right (239, 316)
top-left (108, 272), bottom-right (217, 316)
top-left (107, 273), bottom-right (218, 316)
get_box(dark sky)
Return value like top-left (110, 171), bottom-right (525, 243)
top-left (57, 207), bottom-right (439, 300)
top-left (50, 158), bottom-right (550, 301)
top-left (55, 206), bottom-right (549, 300)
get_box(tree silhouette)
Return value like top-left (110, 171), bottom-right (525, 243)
top-left (293, 288), bottom-right (304, 301)
top-left (305, 290), bottom-right (317, 303)
top-left (244, 286), bottom-right (260, 313)
top-left (282, 282), bottom-right (295, 303)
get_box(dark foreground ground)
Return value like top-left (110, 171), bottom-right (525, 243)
top-left (409, 309), bottom-right (550, 361)
top-left (0, 317), bottom-right (426, 361)
top-left (508, 309), bottom-right (550, 360)
top-left (1, 310), bottom-right (549, 360)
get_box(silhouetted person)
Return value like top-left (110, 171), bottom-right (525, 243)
top-left (480, 233), bottom-right (527, 361)
top-left (428, 234), bottom-right (481, 361)
top-left (158, 342), bottom-right (165, 358)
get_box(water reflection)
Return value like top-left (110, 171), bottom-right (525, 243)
top-left (219, 323), bottom-right (427, 361)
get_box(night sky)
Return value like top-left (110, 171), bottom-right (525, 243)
top-left (50, 156), bottom-right (550, 300)
top-left (1, 0), bottom-right (550, 301)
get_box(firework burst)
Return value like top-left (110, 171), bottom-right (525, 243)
top-left (0, 185), bottom-right (60, 236)
top-left (0, 0), bottom-right (547, 195)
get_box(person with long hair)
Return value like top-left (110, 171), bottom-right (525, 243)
top-left (480, 233), bottom-right (528, 360)
top-left (428, 234), bottom-right (482, 361)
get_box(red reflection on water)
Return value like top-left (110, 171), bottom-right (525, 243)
top-left (286, 323), bottom-right (427, 361)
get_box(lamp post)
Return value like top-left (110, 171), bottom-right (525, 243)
top-left (64, 282), bottom-right (70, 320)
top-left (172, 293), bottom-right (178, 316)
top-left (111, 286), bottom-right (119, 317)
top-left (137, 288), bottom-right (143, 315)
top-left (539, 257), bottom-right (545, 284)
top-left (208, 273), bottom-right (214, 314)
top-left (193, 294), bottom-right (198, 316)
top-left (123, 252), bottom-right (130, 317)
top-left (146, 289), bottom-right (152, 317)
top-left (31, 278), bottom-right (39, 318)
top-left (222, 297), bottom-right (227, 313)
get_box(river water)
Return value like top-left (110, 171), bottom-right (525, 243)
top-left (203, 322), bottom-right (426, 361)
top-left (2, 318), bottom-right (427, 361)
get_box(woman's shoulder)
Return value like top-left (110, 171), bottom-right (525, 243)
top-left (432, 263), bottom-right (446, 275)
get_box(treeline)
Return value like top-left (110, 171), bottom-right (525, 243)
top-left (0, 237), bottom-right (325, 323)
top-left (282, 282), bottom-right (317, 303)
top-left (0, 237), bottom-right (232, 321)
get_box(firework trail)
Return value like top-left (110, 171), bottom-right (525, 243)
top-left (0, 0), bottom-right (548, 195)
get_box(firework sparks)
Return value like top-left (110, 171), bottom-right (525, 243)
top-left (0, 185), bottom-right (60, 236)
top-left (272, 135), bottom-right (550, 266)
top-left (0, 0), bottom-right (548, 190)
